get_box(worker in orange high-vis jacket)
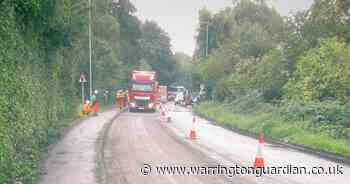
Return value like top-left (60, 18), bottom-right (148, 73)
top-left (124, 90), bottom-right (129, 106)
top-left (82, 100), bottom-right (91, 115)
top-left (116, 90), bottom-right (124, 109)
top-left (91, 90), bottom-right (100, 116)
top-left (115, 91), bottom-right (118, 108)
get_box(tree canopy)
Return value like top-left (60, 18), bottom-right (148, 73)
top-left (192, 0), bottom-right (350, 103)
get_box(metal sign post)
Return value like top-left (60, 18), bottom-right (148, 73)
top-left (79, 73), bottom-right (88, 104)
top-left (81, 83), bottom-right (85, 104)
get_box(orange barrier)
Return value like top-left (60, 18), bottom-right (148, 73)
top-left (253, 133), bottom-right (265, 168)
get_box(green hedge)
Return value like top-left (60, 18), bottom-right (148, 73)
top-left (0, 1), bottom-right (82, 183)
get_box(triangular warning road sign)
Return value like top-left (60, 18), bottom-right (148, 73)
top-left (79, 74), bottom-right (87, 83)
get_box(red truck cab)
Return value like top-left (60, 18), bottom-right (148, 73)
top-left (128, 70), bottom-right (158, 112)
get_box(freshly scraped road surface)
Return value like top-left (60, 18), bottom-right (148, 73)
top-left (39, 109), bottom-right (117, 184)
top-left (103, 112), bottom-right (234, 184)
top-left (39, 103), bottom-right (349, 184)
top-left (104, 104), bottom-right (349, 184)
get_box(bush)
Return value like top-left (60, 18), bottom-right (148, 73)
top-left (227, 91), bottom-right (275, 114)
top-left (280, 100), bottom-right (350, 138)
top-left (285, 38), bottom-right (350, 102)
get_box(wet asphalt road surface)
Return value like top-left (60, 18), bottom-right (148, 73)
top-left (40, 103), bottom-right (349, 184)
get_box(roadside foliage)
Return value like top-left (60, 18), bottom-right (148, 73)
top-left (0, 0), bottom-right (176, 183)
top-left (190, 0), bottom-right (350, 156)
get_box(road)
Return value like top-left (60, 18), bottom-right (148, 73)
top-left (39, 109), bottom-right (118, 184)
top-left (103, 112), bottom-right (233, 184)
top-left (40, 103), bottom-right (349, 184)
top-left (164, 104), bottom-right (350, 184)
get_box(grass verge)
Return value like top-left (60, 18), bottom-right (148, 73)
top-left (194, 102), bottom-right (350, 158)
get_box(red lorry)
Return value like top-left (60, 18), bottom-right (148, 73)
top-left (128, 70), bottom-right (158, 112)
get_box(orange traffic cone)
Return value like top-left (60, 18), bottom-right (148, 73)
top-left (189, 116), bottom-right (197, 140)
top-left (253, 133), bottom-right (265, 168)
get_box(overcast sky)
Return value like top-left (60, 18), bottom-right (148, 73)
top-left (130, 0), bottom-right (314, 55)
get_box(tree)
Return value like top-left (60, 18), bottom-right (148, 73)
top-left (302, 0), bottom-right (350, 46)
top-left (112, 0), bottom-right (142, 64)
top-left (173, 52), bottom-right (193, 88)
top-left (254, 49), bottom-right (289, 101)
top-left (285, 38), bottom-right (350, 102)
top-left (139, 21), bottom-right (176, 84)
top-left (194, 0), bottom-right (286, 99)
top-left (194, 8), bottom-right (212, 58)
